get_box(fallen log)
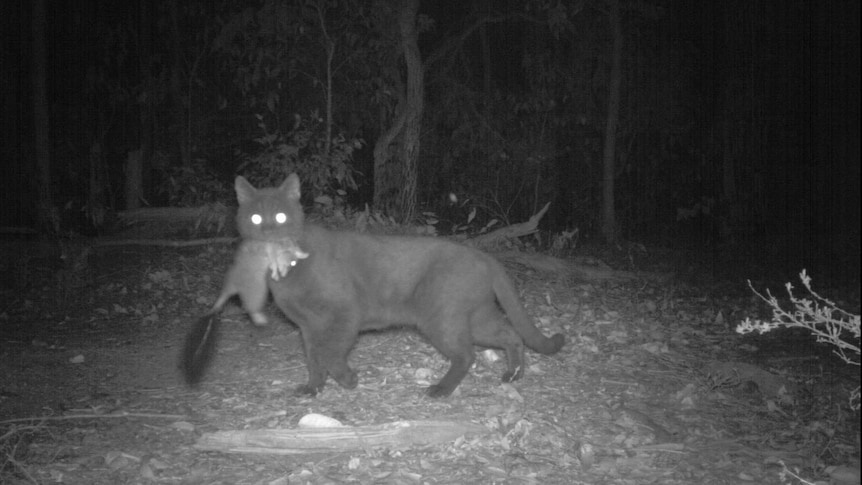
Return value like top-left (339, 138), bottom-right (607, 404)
top-left (467, 201), bottom-right (550, 248)
top-left (193, 420), bottom-right (489, 455)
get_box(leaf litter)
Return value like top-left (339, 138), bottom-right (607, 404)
top-left (0, 243), bottom-right (858, 484)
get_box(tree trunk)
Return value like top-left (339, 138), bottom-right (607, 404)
top-left (314, 1), bottom-right (335, 160)
top-left (169, 0), bottom-right (190, 167)
top-left (137, 0), bottom-right (154, 208)
top-left (32, 0), bottom-right (54, 232)
top-left (125, 150), bottom-right (143, 210)
top-left (600, 0), bottom-right (622, 244)
top-left (477, 0), bottom-right (491, 99)
top-left (324, 39), bottom-right (334, 159)
top-left (720, 109), bottom-right (737, 242)
top-left (372, 0), bottom-right (423, 222)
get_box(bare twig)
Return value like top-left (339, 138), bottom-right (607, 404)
top-left (0, 411), bottom-right (187, 425)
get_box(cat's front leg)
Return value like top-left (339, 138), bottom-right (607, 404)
top-left (294, 314), bottom-right (360, 395)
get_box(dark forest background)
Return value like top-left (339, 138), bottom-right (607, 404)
top-left (1, 0), bottom-right (859, 280)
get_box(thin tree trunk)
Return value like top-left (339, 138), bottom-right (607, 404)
top-left (125, 150), bottom-right (143, 210)
top-left (601, 0), bottom-right (622, 244)
top-left (130, 0), bottom-right (153, 211)
top-left (324, 41), bottom-right (334, 158)
top-left (372, 0), bottom-right (423, 221)
top-left (313, 1), bottom-right (335, 159)
top-left (372, 89), bottom-right (407, 215)
top-left (169, 0), bottom-right (190, 167)
top-left (32, 0), bottom-right (54, 232)
top-left (396, 0), bottom-right (423, 222)
top-left (721, 105), bottom-right (736, 242)
top-left (477, 0), bottom-right (491, 99)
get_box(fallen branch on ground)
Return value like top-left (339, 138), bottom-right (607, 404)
top-left (194, 420), bottom-right (489, 455)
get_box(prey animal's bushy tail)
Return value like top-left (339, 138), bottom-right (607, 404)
top-left (180, 312), bottom-right (221, 385)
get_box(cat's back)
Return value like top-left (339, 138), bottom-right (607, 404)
top-left (300, 224), bottom-right (496, 280)
top-left (303, 224), bottom-right (476, 257)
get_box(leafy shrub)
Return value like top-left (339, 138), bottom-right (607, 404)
top-left (160, 160), bottom-right (231, 207)
top-left (737, 270), bottom-right (861, 410)
top-left (238, 111), bottom-right (359, 200)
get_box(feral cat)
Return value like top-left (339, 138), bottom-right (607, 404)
top-left (181, 183), bottom-right (307, 384)
top-left (182, 174), bottom-right (565, 398)
top-left (214, 239), bottom-right (308, 326)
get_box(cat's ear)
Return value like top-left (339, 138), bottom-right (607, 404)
top-left (235, 176), bottom-right (257, 204)
top-left (281, 173), bottom-right (301, 201)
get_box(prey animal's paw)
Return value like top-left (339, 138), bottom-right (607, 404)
top-left (250, 312), bottom-right (268, 326)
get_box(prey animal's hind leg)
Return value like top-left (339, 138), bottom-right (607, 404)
top-left (469, 304), bottom-right (526, 383)
top-left (232, 242), bottom-right (272, 325)
top-left (237, 271), bottom-right (269, 326)
top-left (217, 242), bottom-right (272, 326)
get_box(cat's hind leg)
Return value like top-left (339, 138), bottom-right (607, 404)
top-left (469, 304), bottom-right (526, 383)
top-left (295, 315), bottom-right (359, 395)
top-left (422, 314), bottom-right (475, 398)
top-left (295, 331), bottom-right (330, 396)
top-left (321, 318), bottom-right (359, 390)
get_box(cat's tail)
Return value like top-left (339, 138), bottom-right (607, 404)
top-left (180, 311), bottom-right (221, 385)
top-left (492, 266), bottom-right (565, 355)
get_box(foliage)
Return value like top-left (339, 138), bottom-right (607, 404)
top-left (675, 196), bottom-right (717, 221)
top-left (212, 0), bottom-right (396, 205)
top-left (159, 160), bottom-right (231, 207)
top-left (238, 111), bottom-right (360, 199)
top-left (212, 1), bottom-right (300, 110)
top-left (420, 2), bottom-right (609, 232)
top-left (212, 0), bottom-right (384, 128)
top-left (420, 192), bottom-right (503, 237)
top-left (737, 270), bottom-right (861, 410)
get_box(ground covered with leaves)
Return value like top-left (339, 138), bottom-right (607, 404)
top-left (1, 240), bottom-right (859, 484)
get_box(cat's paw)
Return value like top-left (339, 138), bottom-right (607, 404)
top-left (425, 384), bottom-right (455, 398)
top-left (294, 384), bottom-right (320, 397)
top-left (331, 369), bottom-right (358, 389)
top-left (501, 365), bottom-right (523, 383)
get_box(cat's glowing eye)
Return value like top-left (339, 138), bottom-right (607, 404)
top-left (251, 214), bottom-right (262, 225)
top-left (275, 212), bottom-right (287, 224)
